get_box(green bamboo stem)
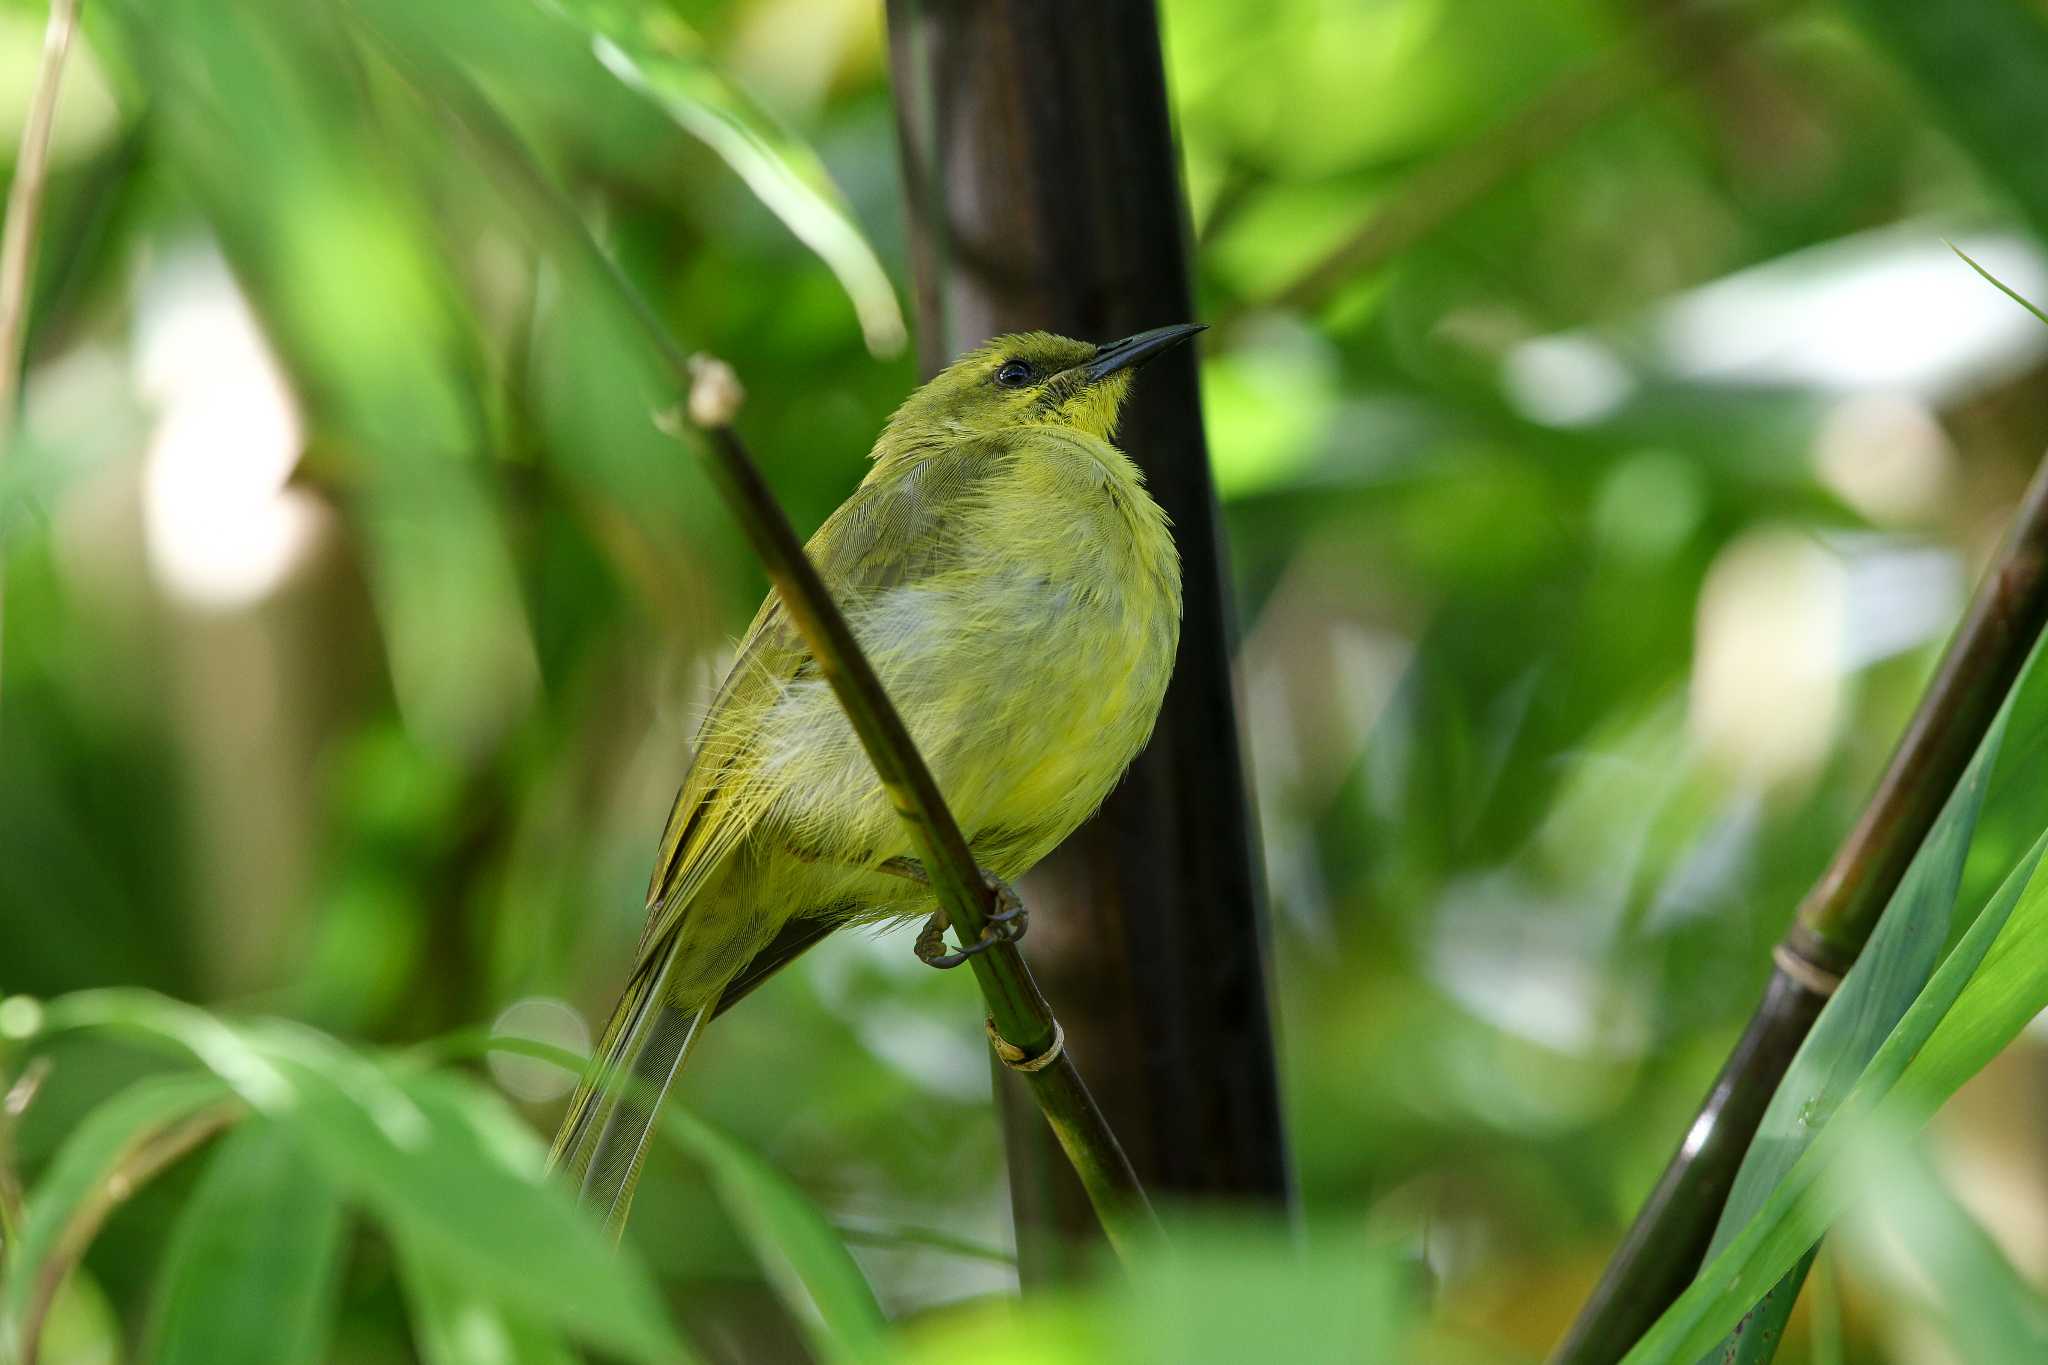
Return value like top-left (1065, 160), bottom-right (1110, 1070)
top-left (1554, 451), bottom-right (2048, 1363)
top-left (372, 32), bottom-right (1159, 1254)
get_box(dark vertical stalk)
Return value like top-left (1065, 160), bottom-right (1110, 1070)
top-left (1554, 454), bottom-right (2048, 1363)
top-left (885, 0), bottom-right (1293, 1270)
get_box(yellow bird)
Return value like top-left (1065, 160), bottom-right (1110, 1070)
top-left (551, 326), bottom-right (1196, 1230)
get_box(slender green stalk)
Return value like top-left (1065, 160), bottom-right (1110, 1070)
top-left (364, 27), bottom-right (1158, 1253)
top-left (1950, 241), bottom-right (2048, 329)
top-left (0, 0), bottom-right (82, 712)
top-left (1554, 452), bottom-right (2048, 1363)
top-left (0, 1058), bottom-right (52, 1264)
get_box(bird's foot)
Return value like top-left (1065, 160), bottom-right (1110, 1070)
top-left (914, 871), bottom-right (1028, 969)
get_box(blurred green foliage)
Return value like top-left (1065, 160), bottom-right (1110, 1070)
top-left (6, 0), bottom-right (2048, 1361)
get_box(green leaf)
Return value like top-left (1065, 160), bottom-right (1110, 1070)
top-left (27, 993), bottom-right (691, 1365)
top-left (253, 1028), bottom-right (696, 1365)
top-left (1845, 0), bottom-right (2048, 242)
top-left (149, 1122), bottom-right (346, 1365)
top-left (394, 1231), bottom-right (580, 1365)
top-left (666, 1108), bottom-right (890, 1365)
top-left (1622, 828), bottom-right (2048, 1363)
top-left (0, 1073), bottom-right (233, 1350)
top-left (1807, 1248), bottom-right (1842, 1365)
top-left (1837, 1133), bottom-right (2048, 1362)
top-left (1695, 692), bottom-right (2008, 1364)
top-left (420, 1032), bottom-right (884, 1363)
top-left (537, 0), bottom-right (907, 356)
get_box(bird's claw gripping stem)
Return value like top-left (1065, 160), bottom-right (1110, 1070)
top-left (915, 873), bottom-right (1027, 969)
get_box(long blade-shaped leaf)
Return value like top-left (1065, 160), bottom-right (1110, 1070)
top-left (1845, 0), bottom-right (2048, 243)
top-left (666, 1108), bottom-right (890, 1365)
top-left (0, 1072), bottom-right (232, 1350)
top-left (1691, 636), bottom-right (2048, 1363)
top-left (256, 1028), bottom-right (696, 1365)
top-left (1695, 687), bottom-right (2009, 1363)
top-left (549, 0), bottom-right (906, 356)
top-left (27, 991), bottom-right (691, 1365)
top-left (420, 1029), bottom-right (887, 1364)
top-left (1837, 1132), bottom-right (2048, 1362)
top-left (395, 1231), bottom-right (580, 1365)
top-left (149, 1121), bottom-right (346, 1365)
top-left (1623, 828), bottom-right (2048, 1362)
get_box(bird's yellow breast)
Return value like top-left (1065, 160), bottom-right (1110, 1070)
top-left (764, 427), bottom-right (1181, 893)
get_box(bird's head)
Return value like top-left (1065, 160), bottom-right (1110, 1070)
top-left (881, 325), bottom-right (1204, 450)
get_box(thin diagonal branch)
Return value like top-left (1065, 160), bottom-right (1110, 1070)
top-left (0, 0), bottom-right (82, 710)
top-left (361, 25), bottom-right (1158, 1252)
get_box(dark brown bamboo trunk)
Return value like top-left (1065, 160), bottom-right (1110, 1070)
top-left (884, 0), bottom-right (1293, 1274)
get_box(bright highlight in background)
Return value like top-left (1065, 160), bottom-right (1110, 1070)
top-left (1690, 528), bottom-right (1848, 787)
top-left (135, 244), bottom-right (321, 609)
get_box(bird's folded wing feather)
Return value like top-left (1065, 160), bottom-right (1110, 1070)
top-left (635, 434), bottom-right (1016, 952)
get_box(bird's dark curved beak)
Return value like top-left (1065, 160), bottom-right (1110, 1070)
top-left (1085, 323), bottom-right (1206, 381)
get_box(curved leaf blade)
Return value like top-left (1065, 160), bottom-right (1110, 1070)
top-left (666, 1108), bottom-right (890, 1365)
top-left (149, 1121), bottom-right (346, 1365)
top-left (255, 1030), bottom-right (696, 1365)
top-left (547, 0), bottom-right (906, 356)
top-left (1623, 829), bottom-right (2048, 1363)
top-left (1695, 693), bottom-right (2009, 1364)
top-left (24, 993), bottom-right (691, 1365)
top-left (0, 1072), bottom-right (233, 1351)
top-left (395, 1230), bottom-right (580, 1365)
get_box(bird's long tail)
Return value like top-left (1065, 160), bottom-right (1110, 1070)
top-left (549, 935), bottom-right (719, 1238)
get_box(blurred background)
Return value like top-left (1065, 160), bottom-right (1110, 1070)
top-left (5, 0), bottom-right (2048, 1360)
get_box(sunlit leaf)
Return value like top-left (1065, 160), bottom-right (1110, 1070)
top-left (537, 0), bottom-right (906, 356)
top-left (414, 1030), bottom-right (885, 1364)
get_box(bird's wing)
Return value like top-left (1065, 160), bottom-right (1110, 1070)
top-left (636, 434), bottom-right (1015, 946)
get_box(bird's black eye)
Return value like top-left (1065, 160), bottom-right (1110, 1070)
top-left (994, 360), bottom-right (1035, 388)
